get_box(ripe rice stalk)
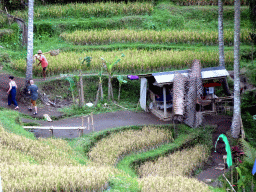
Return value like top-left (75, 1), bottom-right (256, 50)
top-left (0, 163), bottom-right (115, 192)
top-left (0, 125), bottom-right (122, 191)
top-left (12, 2), bottom-right (153, 20)
top-left (0, 126), bottom-right (78, 166)
top-left (60, 29), bottom-right (250, 45)
top-left (88, 126), bottom-right (173, 166)
top-left (138, 144), bottom-right (210, 178)
top-left (139, 175), bottom-right (210, 192)
top-left (11, 49), bottom-right (234, 76)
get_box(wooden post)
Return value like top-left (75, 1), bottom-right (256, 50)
top-left (91, 112), bottom-right (94, 131)
top-left (78, 127), bottom-right (84, 137)
top-left (88, 117), bottom-right (90, 130)
top-left (163, 86), bottom-right (167, 118)
top-left (49, 126), bottom-right (53, 137)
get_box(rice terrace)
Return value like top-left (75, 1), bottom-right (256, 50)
top-left (0, 0), bottom-right (256, 191)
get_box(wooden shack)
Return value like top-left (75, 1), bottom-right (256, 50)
top-left (138, 65), bottom-right (232, 128)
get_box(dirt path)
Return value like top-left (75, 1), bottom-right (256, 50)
top-left (197, 115), bottom-right (232, 187)
top-left (22, 111), bottom-right (171, 138)
top-left (0, 73), bottom-right (63, 117)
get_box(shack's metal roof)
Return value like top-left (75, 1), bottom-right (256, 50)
top-left (138, 66), bottom-right (229, 86)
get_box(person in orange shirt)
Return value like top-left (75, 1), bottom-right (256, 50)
top-left (36, 50), bottom-right (48, 80)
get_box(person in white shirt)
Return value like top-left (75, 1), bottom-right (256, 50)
top-left (7, 76), bottom-right (19, 109)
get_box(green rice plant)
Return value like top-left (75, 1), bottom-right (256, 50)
top-left (11, 49), bottom-right (234, 76)
top-left (11, 2), bottom-right (153, 20)
top-left (138, 144), bottom-right (210, 178)
top-left (60, 29), bottom-right (251, 45)
top-left (88, 126), bottom-right (173, 166)
top-left (139, 175), bottom-right (210, 192)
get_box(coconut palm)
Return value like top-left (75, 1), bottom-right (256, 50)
top-left (218, 0), bottom-right (231, 96)
top-left (231, 0), bottom-right (241, 138)
top-left (218, 0), bottom-right (225, 67)
top-left (25, 0), bottom-right (34, 85)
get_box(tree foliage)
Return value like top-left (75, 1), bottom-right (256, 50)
top-left (249, 0), bottom-right (256, 29)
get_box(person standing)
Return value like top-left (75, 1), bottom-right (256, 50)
top-left (36, 50), bottom-right (48, 80)
top-left (7, 76), bottom-right (19, 109)
top-left (28, 80), bottom-right (38, 115)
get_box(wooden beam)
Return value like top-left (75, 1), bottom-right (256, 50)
top-left (23, 126), bottom-right (86, 130)
top-left (163, 86), bottom-right (167, 118)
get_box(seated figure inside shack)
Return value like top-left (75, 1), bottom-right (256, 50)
top-left (138, 60), bottom-right (233, 128)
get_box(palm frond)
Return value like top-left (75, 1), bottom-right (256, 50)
top-left (240, 138), bottom-right (256, 164)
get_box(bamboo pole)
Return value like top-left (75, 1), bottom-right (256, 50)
top-left (223, 174), bottom-right (236, 192)
top-left (88, 116), bottom-right (90, 131)
top-left (91, 112), bottom-right (94, 132)
top-left (231, 166), bottom-right (233, 189)
top-left (240, 115), bottom-right (245, 139)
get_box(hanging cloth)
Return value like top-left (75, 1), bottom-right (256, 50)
top-left (215, 134), bottom-right (232, 168)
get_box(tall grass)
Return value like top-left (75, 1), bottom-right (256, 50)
top-left (60, 29), bottom-right (251, 45)
top-left (11, 49), bottom-right (234, 76)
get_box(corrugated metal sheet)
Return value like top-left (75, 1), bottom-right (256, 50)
top-left (152, 66), bottom-right (229, 85)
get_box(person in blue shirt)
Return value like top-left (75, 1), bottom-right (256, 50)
top-left (28, 80), bottom-right (38, 115)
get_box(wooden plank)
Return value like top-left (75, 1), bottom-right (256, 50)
top-left (23, 126), bottom-right (86, 130)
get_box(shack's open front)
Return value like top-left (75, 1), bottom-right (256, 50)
top-left (139, 65), bottom-right (233, 128)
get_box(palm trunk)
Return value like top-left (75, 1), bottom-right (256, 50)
top-left (218, 0), bottom-right (225, 67)
top-left (231, 0), bottom-right (241, 138)
top-left (219, 0), bottom-right (231, 96)
top-left (25, 0), bottom-right (34, 86)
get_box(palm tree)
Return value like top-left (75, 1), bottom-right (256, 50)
top-left (25, 0), bottom-right (34, 86)
top-left (218, 0), bottom-right (225, 67)
top-left (218, 0), bottom-right (231, 96)
top-left (231, 0), bottom-right (241, 138)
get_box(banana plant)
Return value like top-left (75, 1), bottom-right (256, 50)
top-left (76, 56), bottom-right (92, 107)
top-left (95, 66), bottom-right (104, 105)
top-left (117, 75), bottom-right (127, 101)
top-left (101, 53), bottom-right (124, 101)
top-left (65, 76), bottom-right (76, 103)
